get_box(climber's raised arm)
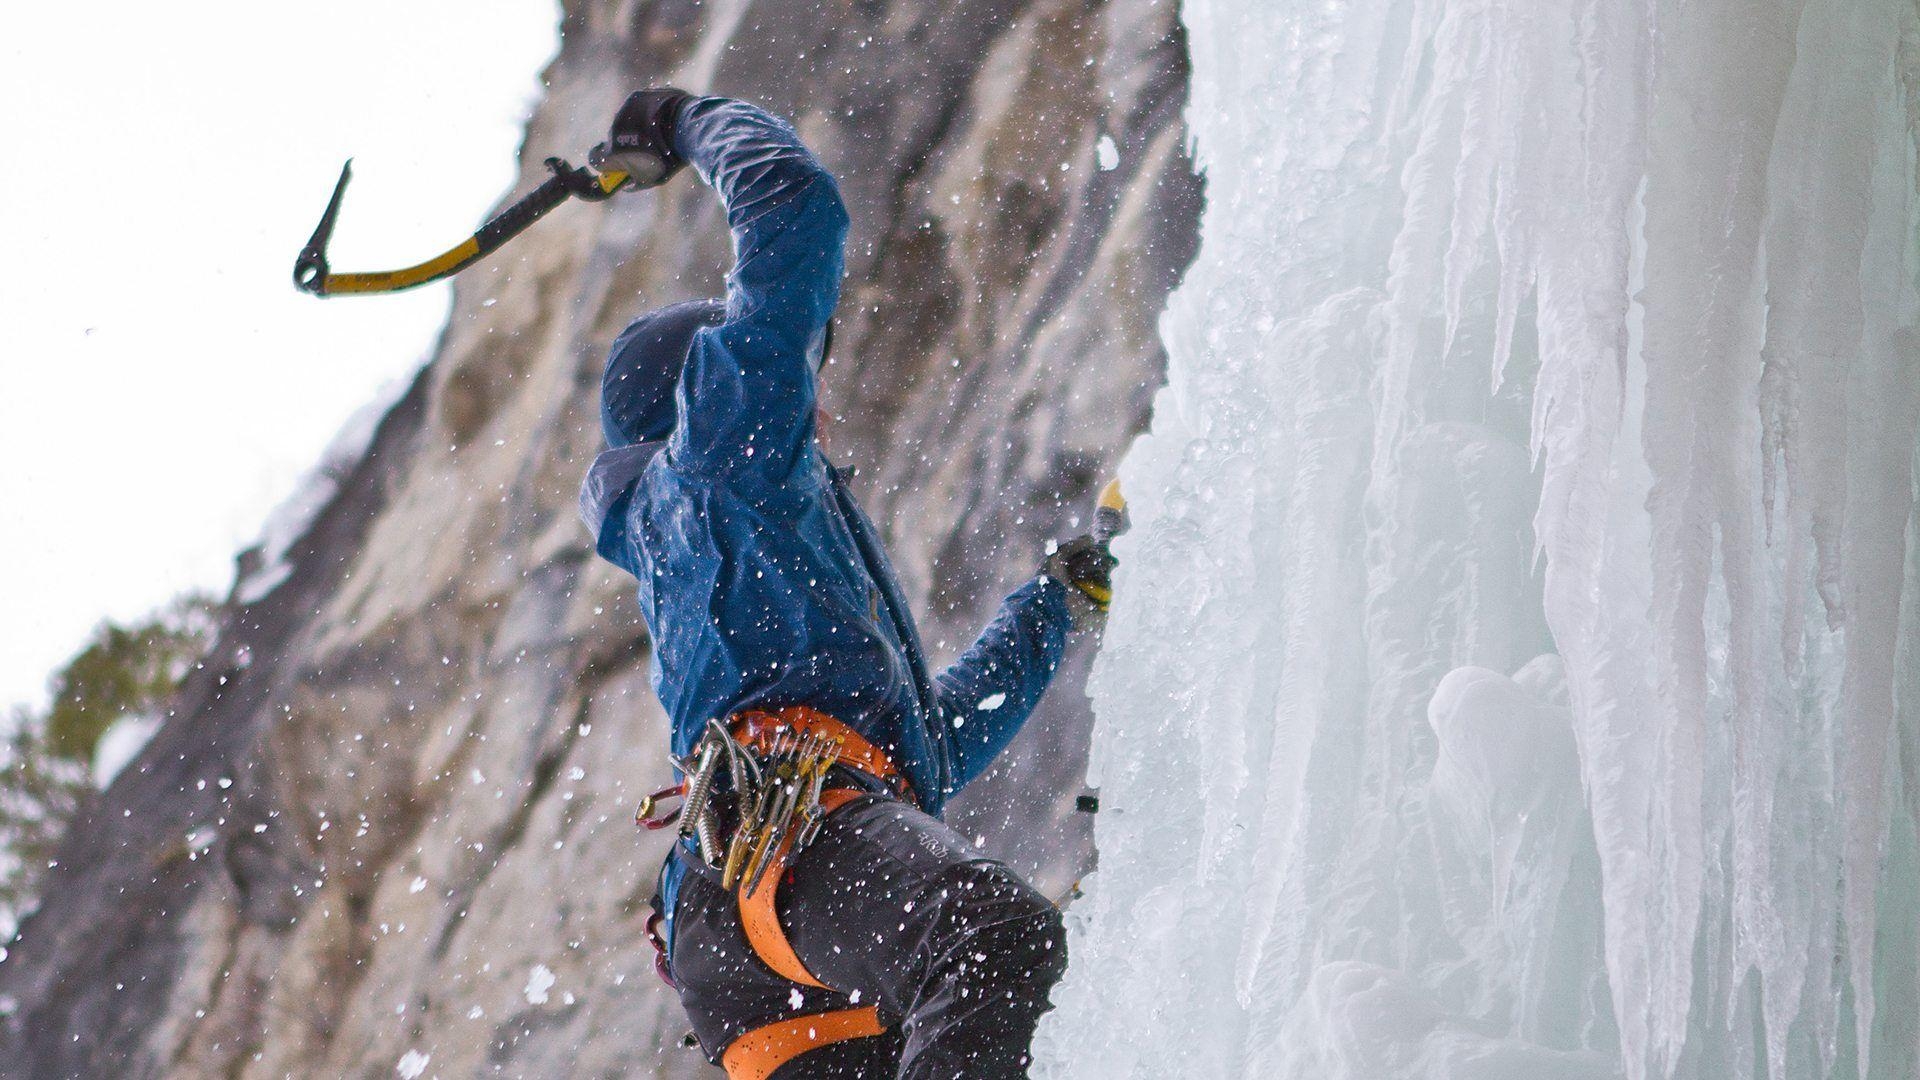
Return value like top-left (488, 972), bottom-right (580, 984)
top-left (592, 90), bottom-right (848, 486)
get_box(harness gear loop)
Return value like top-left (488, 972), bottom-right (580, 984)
top-left (645, 910), bottom-right (675, 989)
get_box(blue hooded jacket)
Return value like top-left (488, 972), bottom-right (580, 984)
top-left (577, 97), bottom-right (1074, 936)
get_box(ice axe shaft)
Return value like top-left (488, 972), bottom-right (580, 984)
top-left (293, 156), bottom-right (630, 297)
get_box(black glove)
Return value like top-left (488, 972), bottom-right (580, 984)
top-left (1042, 534), bottom-right (1118, 631)
top-left (589, 88), bottom-right (694, 190)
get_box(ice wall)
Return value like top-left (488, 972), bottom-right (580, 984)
top-left (1034, 0), bottom-right (1920, 1077)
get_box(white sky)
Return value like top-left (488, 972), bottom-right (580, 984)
top-left (0, 1), bottom-right (558, 712)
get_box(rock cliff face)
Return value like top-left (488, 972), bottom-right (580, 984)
top-left (0, 2), bottom-right (1198, 1075)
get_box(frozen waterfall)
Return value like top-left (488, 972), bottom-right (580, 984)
top-left (1032, 0), bottom-right (1920, 1077)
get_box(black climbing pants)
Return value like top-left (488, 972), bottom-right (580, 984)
top-left (668, 794), bottom-right (1068, 1079)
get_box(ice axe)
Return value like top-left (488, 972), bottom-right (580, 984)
top-left (1091, 478), bottom-right (1129, 547)
top-left (292, 155), bottom-right (631, 297)
top-left (1074, 479), bottom-right (1129, 608)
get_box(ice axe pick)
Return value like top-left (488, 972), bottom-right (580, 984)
top-left (292, 156), bottom-right (631, 297)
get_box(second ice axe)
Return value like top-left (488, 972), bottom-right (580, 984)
top-left (1076, 479), bottom-right (1129, 608)
top-left (1092, 478), bottom-right (1129, 546)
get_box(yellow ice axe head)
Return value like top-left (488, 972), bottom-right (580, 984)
top-left (1093, 478), bottom-right (1129, 545)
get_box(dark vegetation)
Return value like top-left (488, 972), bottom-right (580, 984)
top-left (0, 596), bottom-right (218, 935)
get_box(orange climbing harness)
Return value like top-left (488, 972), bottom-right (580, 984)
top-left (722, 776), bottom-right (882, 1079)
top-left (735, 783), bottom-right (864, 988)
top-left (730, 706), bottom-right (914, 805)
top-left (720, 1004), bottom-right (888, 1080)
top-left (712, 707), bottom-right (913, 1078)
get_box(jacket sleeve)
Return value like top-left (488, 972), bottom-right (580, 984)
top-left (665, 96), bottom-right (850, 485)
top-left (933, 575), bottom-right (1075, 793)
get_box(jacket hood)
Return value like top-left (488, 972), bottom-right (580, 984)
top-left (600, 297), bottom-right (726, 448)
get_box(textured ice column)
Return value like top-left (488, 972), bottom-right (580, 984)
top-left (1032, 3), bottom-right (1401, 1072)
top-left (1035, 0), bottom-right (1919, 1075)
top-left (1425, 661), bottom-right (1608, 1047)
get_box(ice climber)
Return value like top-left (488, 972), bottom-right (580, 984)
top-left (576, 89), bottom-right (1117, 1078)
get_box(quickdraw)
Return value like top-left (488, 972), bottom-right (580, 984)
top-left (721, 728), bottom-right (842, 896)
